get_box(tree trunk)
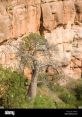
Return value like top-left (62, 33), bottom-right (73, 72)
top-left (28, 62), bottom-right (39, 100)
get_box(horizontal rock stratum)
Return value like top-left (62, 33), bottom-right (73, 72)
top-left (0, 0), bottom-right (82, 80)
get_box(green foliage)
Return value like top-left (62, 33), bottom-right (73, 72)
top-left (0, 67), bottom-right (27, 108)
top-left (23, 33), bottom-right (46, 51)
top-left (33, 94), bottom-right (56, 108)
top-left (0, 66), bottom-right (12, 82)
top-left (22, 33), bottom-right (46, 69)
top-left (56, 103), bottom-right (76, 109)
top-left (37, 72), bottom-right (82, 108)
top-left (65, 79), bottom-right (82, 107)
top-left (37, 72), bottom-right (48, 87)
top-left (0, 66), bottom-right (82, 108)
top-left (59, 90), bottom-right (76, 105)
top-left (37, 72), bottom-right (63, 88)
top-left (48, 83), bottom-right (64, 93)
top-left (3, 73), bottom-right (27, 108)
top-left (0, 67), bottom-right (55, 108)
top-left (73, 82), bottom-right (82, 100)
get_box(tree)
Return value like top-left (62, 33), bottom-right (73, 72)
top-left (23, 33), bottom-right (47, 100)
top-left (8, 33), bottom-right (63, 100)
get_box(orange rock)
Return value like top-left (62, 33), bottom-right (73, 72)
top-left (24, 67), bottom-right (32, 80)
top-left (0, 0), bottom-right (82, 80)
top-left (73, 68), bottom-right (81, 79)
top-left (46, 66), bottom-right (57, 76)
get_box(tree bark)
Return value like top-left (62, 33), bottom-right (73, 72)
top-left (28, 62), bottom-right (39, 100)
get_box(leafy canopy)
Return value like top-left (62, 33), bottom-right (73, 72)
top-left (23, 33), bottom-right (46, 51)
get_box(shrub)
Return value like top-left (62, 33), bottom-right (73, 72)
top-left (33, 94), bottom-right (56, 108)
top-left (65, 79), bottom-right (82, 107)
top-left (0, 66), bottom-right (82, 109)
top-left (0, 67), bottom-right (55, 108)
top-left (2, 72), bottom-right (27, 108)
top-left (59, 89), bottom-right (76, 105)
top-left (37, 72), bottom-right (48, 87)
top-left (48, 82), bottom-right (64, 93)
top-left (0, 67), bottom-right (27, 108)
top-left (74, 83), bottom-right (82, 100)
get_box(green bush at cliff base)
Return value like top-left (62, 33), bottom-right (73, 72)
top-left (0, 67), bottom-right (55, 108)
top-left (0, 67), bottom-right (27, 108)
top-left (0, 66), bottom-right (82, 108)
top-left (58, 90), bottom-right (76, 105)
top-left (33, 94), bottom-right (56, 108)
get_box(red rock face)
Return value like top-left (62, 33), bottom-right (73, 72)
top-left (41, 0), bottom-right (75, 32)
top-left (0, 0), bottom-right (82, 79)
top-left (0, 0), bottom-right (41, 41)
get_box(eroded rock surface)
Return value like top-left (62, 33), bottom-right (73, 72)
top-left (0, 0), bottom-right (82, 79)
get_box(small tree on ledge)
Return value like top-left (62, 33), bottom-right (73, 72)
top-left (8, 33), bottom-right (62, 101)
top-left (23, 33), bottom-right (47, 100)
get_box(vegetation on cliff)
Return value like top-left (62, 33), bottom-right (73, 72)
top-left (0, 66), bottom-right (82, 109)
top-left (0, 33), bottom-right (82, 108)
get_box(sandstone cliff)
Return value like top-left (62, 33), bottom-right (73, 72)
top-left (0, 0), bottom-right (82, 80)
